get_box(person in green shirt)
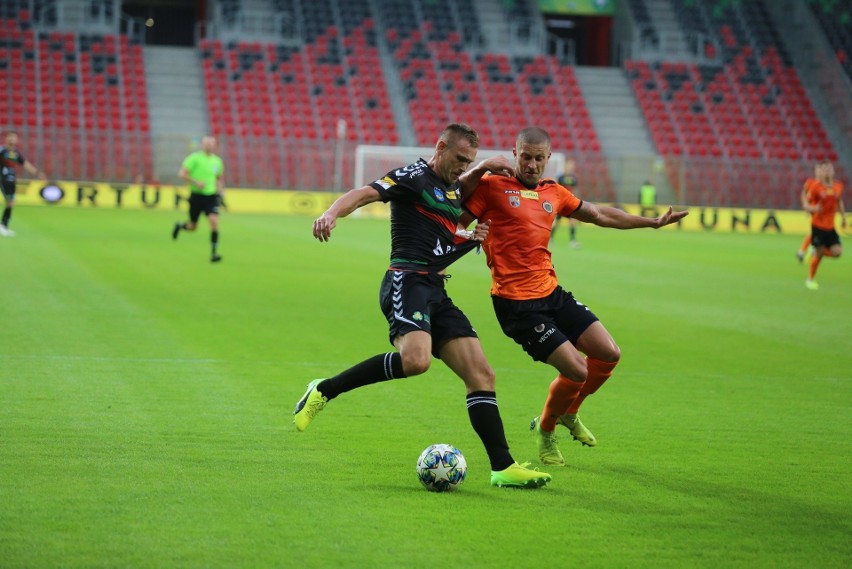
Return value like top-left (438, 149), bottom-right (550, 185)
top-left (638, 180), bottom-right (657, 218)
top-left (172, 136), bottom-right (225, 262)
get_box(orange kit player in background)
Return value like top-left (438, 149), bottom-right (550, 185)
top-left (802, 160), bottom-right (846, 290)
top-left (795, 163), bottom-right (821, 263)
top-left (459, 127), bottom-right (688, 466)
top-left (796, 162), bottom-right (823, 263)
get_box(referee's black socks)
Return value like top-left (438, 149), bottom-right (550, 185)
top-left (211, 230), bottom-right (218, 254)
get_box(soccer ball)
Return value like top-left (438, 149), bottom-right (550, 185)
top-left (416, 443), bottom-right (467, 492)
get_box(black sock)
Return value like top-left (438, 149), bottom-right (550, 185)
top-left (467, 391), bottom-right (514, 471)
top-left (211, 230), bottom-right (218, 254)
top-left (318, 353), bottom-right (406, 400)
top-left (2, 207), bottom-right (10, 226)
top-left (569, 225), bottom-right (576, 241)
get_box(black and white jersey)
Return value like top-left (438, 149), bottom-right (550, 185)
top-left (370, 158), bottom-right (478, 272)
top-left (0, 146), bottom-right (25, 183)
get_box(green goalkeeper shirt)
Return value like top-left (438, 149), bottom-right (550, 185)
top-left (182, 150), bottom-right (224, 195)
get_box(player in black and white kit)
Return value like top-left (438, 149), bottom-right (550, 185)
top-left (292, 123), bottom-right (552, 488)
top-left (1, 130), bottom-right (46, 236)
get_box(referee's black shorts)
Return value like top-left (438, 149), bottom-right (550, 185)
top-left (188, 193), bottom-right (220, 222)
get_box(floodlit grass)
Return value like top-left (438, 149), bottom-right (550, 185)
top-left (1, 205), bottom-right (850, 568)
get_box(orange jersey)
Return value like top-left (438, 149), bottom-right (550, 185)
top-left (805, 178), bottom-right (844, 230)
top-left (464, 174), bottom-right (582, 300)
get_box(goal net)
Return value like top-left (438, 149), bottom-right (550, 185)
top-left (354, 145), bottom-right (566, 189)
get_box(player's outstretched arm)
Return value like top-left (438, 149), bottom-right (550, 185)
top-left (313, 185), bottom-right (381, 242)
top-left (458, 156), bottom-right (514, 199)
top-left (573, 202), bottom-right (688, 229)
top-left (23, 160), bottom-right (46, 180)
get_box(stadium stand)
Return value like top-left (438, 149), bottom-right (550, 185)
top-left (5, 0), bottom-right (843, 207)
top-left (377, 0), bottom-right (613, 199)
top-left (807, 0), bottom-right (852, 82)
top-left (200, 0), bottom-right (610, 195)
top-left (626, 0), bottom-right (660, 52)
top-left (1, 6), bottom-right (152, 182)
top-left (200, 0), bottom-right (396, 187)
top-left (628, 0), bottom-right (839, 208)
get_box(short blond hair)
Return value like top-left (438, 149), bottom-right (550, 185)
top-left (439, 123), bottom-right (479, 148)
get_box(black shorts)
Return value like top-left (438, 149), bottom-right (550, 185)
top-left (492, 286), bottom-right (599, 362)
top-left (811, 226), bottom-right (841, 249)
top-left (189, 193), bottom-right (220, 222)
top-left (1, 180), bottom-right (15, 200)
top-left (379, 270), bottom-right (477, 359)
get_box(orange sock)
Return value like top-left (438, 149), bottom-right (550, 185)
top-left (799, 235), bottom-right (811, 253)
top-left (566, 358), bottom-right (618, 414)
top-left (809, 255), bottom-right (821, 279)
top-left (539, 375), bottom-right (583, 431)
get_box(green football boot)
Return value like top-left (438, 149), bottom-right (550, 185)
top-left (293, 379), bottom-right (328, 432)
top-left (490, 462), bottom-right (551, 488)
top-left (556, 413), bottom-right (597, 447)
top-left (529, 416), bottom-right (565, 466)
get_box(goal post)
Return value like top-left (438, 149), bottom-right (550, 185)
top-left (354, 145), bottom-right (566, 189)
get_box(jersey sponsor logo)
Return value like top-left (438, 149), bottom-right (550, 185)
top-left (445, 190), bottom-right (458, 200)
top-left (375, 176), bottom-right (396, 189)
top-left (520, 190), bottom-right (539, 200)
top-left (509, 196), bottom-right (521, 208)
top-left (394, 162), bottom-right (425, 179)
top-left (432, 187), bottom-right (446, 202)
top-left (542, 201), bottom-right (554, 214)
top-left (432, 237), bottom-right (457, 256)
top-left (412, 311), bottom-right (430, 323)
top-left (537, 326), bottom-right (556, 343)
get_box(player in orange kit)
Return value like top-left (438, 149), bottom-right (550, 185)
top-left (459, 127), bottom-right (688, 466)
top-left (802, 160), bottom-right (846, 290)
top-left (795, 163), bottom-right (821, 263)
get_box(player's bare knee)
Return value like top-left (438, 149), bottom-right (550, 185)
top-left (561, 358), bottom-right (587, 382)
top-left (463, 366), bottom-right (496, 392)
top-left (401, 353), bottom-right (431, 376)
top-left (602, 344), bottom-right (622, 363)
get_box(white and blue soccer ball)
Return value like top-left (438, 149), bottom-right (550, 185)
top-left (416, 443), bottom-right (467, 492)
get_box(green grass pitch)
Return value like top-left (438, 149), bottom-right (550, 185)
top-left (1, 205), bottom-right (850, 568)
